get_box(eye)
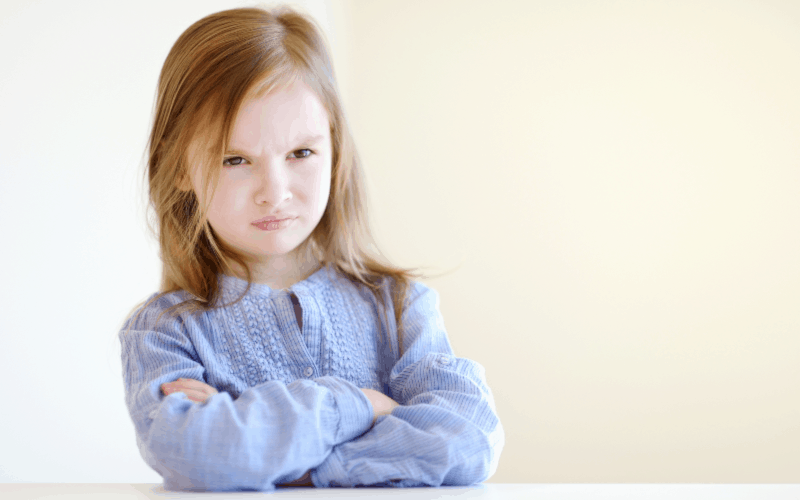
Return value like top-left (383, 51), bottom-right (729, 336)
top-left (223, 156), bottom-right (247, 167)
top-left (291, 149), bottom-right (313, 159)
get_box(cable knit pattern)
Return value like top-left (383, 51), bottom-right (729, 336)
top-left (119, 264), bottom-right (503, 491)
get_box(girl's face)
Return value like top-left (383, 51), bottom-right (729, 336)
top-left (185, 80), bottom-right (332, 283)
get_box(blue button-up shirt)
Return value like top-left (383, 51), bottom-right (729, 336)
top-left (119, 265), bottom-right (504, 491)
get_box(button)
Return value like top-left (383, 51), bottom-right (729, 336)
top-left (439, 356), bottom-right (450, 365)
top-left (304, 366), bottom-right (314, 377)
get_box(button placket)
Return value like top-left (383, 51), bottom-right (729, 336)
top-left (281, 289), bottom-right (319, 381)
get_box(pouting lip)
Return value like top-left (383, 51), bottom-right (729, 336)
top-left (251, 215), bottom-right (295, 224)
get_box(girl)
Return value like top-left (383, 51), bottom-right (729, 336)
top-left (119, 5), bottom-right (503, 492)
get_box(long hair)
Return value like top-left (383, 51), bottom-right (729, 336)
top-left (124, 6), bottom-right (445, 354)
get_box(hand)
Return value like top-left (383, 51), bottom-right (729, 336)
top-left (161, 378), bottom-right (218, 403)
top-left (360, 388), bottom-right (400, 424)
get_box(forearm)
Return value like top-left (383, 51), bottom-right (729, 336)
top-left (313, 394), bottom-right (503, 487)
top-left (156, 380), bottom-right (397, 489)
top-left (136, 376), bottom-right (373, 491)
top-left (312, 355), bottom-right (504, 487)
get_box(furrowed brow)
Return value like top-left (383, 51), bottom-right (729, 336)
top-left (294, 134), bottom-right (325, 145)
top-left (225, 134), bottom-right (326, 155)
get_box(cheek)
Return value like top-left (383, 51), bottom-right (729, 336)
top-left (310, 166), bottom-right (332, 212)
top-left (209, 180), bottom-right (250, 213)
top-left (317, 173), bottom-right (332, 210)
top-left (295, 164), bottom-right (331, 206)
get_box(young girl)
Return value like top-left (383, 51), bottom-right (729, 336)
top-left (119, 5), bottom-right (503, 492)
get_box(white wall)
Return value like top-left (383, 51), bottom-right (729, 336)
top-left (0, 0), bottom-right (342, 483)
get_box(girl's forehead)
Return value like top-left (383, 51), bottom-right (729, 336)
top-left (230, 81), bottom-right (331, 148)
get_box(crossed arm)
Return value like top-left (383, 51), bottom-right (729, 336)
top-left (160, 378), bottom-right (400, 487)
top-left (128, 284), bottom-right (501, 489)
top-left (160, 379), bottom-right (399, 421)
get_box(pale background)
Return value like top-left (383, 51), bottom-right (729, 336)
top-left (0, 0), bottom-right (797, 484)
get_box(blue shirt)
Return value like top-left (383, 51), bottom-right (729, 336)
top-left (119, 265), bottom-right (504, 491)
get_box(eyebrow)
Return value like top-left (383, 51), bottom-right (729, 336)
top-left (226, 134), bottom-right (326, 155)
top-left (228, 135), bottom-right (325, 152)
top-left (294, 134), bottom-right (326, 144)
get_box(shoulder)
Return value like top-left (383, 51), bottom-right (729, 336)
top-left (374, 274), bottom-right (442, 317)
top-left (403, 280), bottom-right (439, 310)
top-left (384, 277), bottom-right (446, 339)
top-left (315, 265), bottom-right (442, 318)
top-left (400, 281), bottom-right (445, 335)
top-left (119, 289), bottom-right (200, 339)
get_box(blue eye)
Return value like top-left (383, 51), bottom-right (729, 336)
top-left (223, 156), bottom-right (247, 166)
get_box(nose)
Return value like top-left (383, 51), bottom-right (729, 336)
top-left (254, 158), bottom-right (292, 207)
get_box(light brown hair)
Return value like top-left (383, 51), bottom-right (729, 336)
top-left (124, 5), bottom-right (448, 353)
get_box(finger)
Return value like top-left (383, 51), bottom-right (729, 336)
top-left (162, 381), bottom-right (217, 401)
top-left (162, 384), bottom-right (185, 396)
top-left (164, 380), bottom-right (205, 393)
top-left (175, 378), bottom-right (204, 389)
top-left (176, 378), bottom-right (218, 394)
top-left (162, 382), bottom-right (190, 394)
top-left (183, 390), bottom-right (210, 403)
top-left (165, 387), bottom-right (210, 403)
top-left (162, 383), bottom-right (200, 396)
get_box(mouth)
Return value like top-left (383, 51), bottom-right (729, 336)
top-left (252, 215), bottom-right (292, 224)
top-left (251, 217), bottom-right (295, 231)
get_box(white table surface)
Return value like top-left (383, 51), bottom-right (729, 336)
top-left (0, 483), bottom-right (798, 499)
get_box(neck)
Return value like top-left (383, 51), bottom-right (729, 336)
top-left (225, 242), bottom-right (322, 290)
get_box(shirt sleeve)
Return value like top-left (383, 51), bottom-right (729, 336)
top-left (119, 295), bottom-right (374, 492)
top-left (310, 282), bottom-right (505, 487)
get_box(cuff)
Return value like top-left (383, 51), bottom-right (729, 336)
top-left (315, 376), bottom-right (373, 444)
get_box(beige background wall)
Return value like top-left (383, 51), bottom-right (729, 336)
top-left (339, 0), bottom-right (800, 483)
